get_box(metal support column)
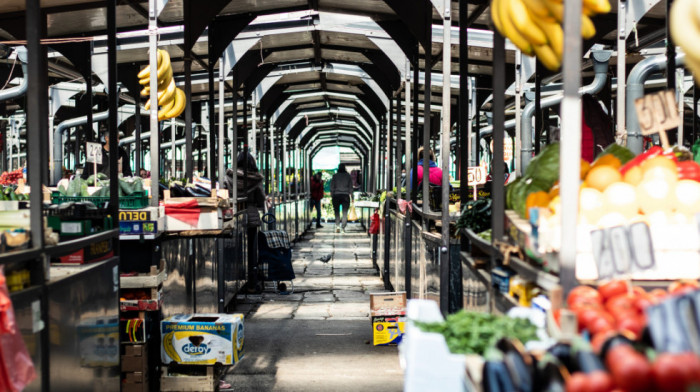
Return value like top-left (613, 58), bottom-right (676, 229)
top-left (135, 95), bottom-right (141, 173)
top-left (492, 32), bottom-right (506, 250)
top-left (107, 0), bottom-right (119, 246)
top-left (439, 0), bottom-right (452, 314)
top-left (395, 93), bottom-right (403, 200)
top-left (148, 0), bottom-right (159, 206)
top-left (535, 63), bottom-right (542, 153)
top-left (560, 0), bottom-right (583, 295)
top-left (459, 0), bottom-right (469, 251)
top-left (384, 96), bottom-right (393, 289)
top-left (422, 14), bottom-right (433, 220)
top-left (208, 38), bottom-right (216, 179)
top-left (218, 56), bottom-right (225, 188)
top-left (185, 54), bottom-right (193, 180)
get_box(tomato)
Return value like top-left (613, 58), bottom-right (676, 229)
top-left (668, 280), bottom-right (700, 295)
top-left (591, 331), bottom-right (617, 354)
top-left (566, 372), bottom-right (589, 392)
top-left (615, 316), bottom-right (644, 340)
top-left (649, 289), bottom-right (667, 301)
top-left (633, 296), bottom-right (655, 313)
top-left (568, 285), bottom-right (603, 308)
top-left (576, 306), bottom-right (608, 332)
top-left (588, 370), bottom-right (615, 392)
top-left (606, 293), bottom-right (637, 314)
top-left (599, 280), bottom-right (630, 302)
top-left (652, 352), bottom-right (700, 392)
top-left (588, 314), bottom-right (615, 335)
top-left (606, 345), bottom-right (653, 392)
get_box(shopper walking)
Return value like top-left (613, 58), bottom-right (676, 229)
top-left (330, 163), bottom-right (353, 233)
top-left (310, 172), bottom-right (324, 228)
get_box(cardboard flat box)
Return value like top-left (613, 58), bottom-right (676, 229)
top-left (164, 208), bottom-right (222, 231)
top-left (77, 317), bottom-right (119, 367)
top-left (161, 313), bottom-right (244, 366)
top-left (124, 372), bottom-right (147, 383)
top-left (373, 315), bottom-right (406, 346)
top-left (57, 239), bottom-right (113, 264)
top-left (121, 343), bottom-right (148, 372)
top-left (370, 292), bottom-right (407, 317)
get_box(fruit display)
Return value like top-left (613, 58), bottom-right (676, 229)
top-left (0, 169), bottom-right (23, 186)
top-left (508, 143), bottom-right (700, 228)
top-left (670, 0), bottom-right (700, 85)
top-left (490, 0), bottom-right (610, 70)
top-left (138, 49), bottom-right (186, 121)
top-left (0, 185), bottom-right (28, 201)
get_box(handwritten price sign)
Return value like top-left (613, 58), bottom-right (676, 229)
top-left (86, 142), bottom-right (102, 164)
top-left (634, 90), bottom-right (679, 149)
top-left (467, 166), bottom-right (487, 186)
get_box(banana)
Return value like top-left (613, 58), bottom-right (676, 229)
top-left (158, 78), bottom-right (176, 106)
top-left (163, 332), bottom-right (182, 363)
top-left (156, 49), bottom-right (171, 82)
top-left (528, 10), bottom-right (563, 59)
top-left (497, 0), bottom-right (535, 55)
top-left (144, 98), bottom-right (152, 111)
top-left (140, 86), bottom-right (150, 97)
top-left (671, 0), bottom-right (700, 65)
top-left (533, 44), bottom-right (561, 71)
top-left (521, 0), bottom-right (552, 19)
top-left (583, 0), bottom-right (611, 14)
top-left (158, 95), bottom-right (176, 121)
top-left (581, 14), bottom-right (596, 39)
top-left (136, 49), bottom-right (163, 80)
top-left (164, 88), bottom-right (186, 119)
top-left (673, 0), bottom-right (700, 64)
top-left (507, 0), bottom-right (548, 46)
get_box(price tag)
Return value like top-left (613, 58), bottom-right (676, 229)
top-left (467, 166), bottom-right (487, 186)
top-left (634, 90), bottom-right (679, 149)
top-left (86, 142), bottom-right (102, 164)
top-left (591, 222), bottom-right (656, 279)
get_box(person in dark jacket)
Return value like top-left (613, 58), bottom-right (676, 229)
top-left (330, 163), bottom-right (353, 233)
top-left (81, 132), bottom-right (132, 179)
top-left (310, 172), bottom-right (324, 228)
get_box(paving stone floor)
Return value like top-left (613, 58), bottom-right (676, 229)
top-left (225, 223), bottom-right (403, 391)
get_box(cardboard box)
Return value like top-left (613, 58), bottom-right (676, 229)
top-left (77, 317), bottom-right (119, 367)
top-left (121, 344), bottom-right (148, 373)
top-left (161, 313), bottom-right (244, 366)
top-left (373, 315), bottom-right (406, 346)
top-left (119, 221), bottom-right (158, 235)
top-left (370, 292), bottom-right (407, 317)
top-left (164, 208), bottom-right (222, 231)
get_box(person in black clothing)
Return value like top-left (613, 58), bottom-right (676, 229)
top-left (81, 132), bottom-right (132, 179)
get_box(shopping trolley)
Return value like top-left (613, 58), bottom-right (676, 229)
top-left (258, 214), bottom-right (295, 293)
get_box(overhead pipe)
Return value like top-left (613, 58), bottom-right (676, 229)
top-left (52, 108), bottom-right (110, 184)
top-left (519, 50), bottom-right (611, 173)
top-left (0, 47), bottom-right (28, 102)
top-left (626, 53), bottom-right (685, 154)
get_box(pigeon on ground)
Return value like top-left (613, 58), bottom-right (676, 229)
top-left (318, 254), bottom-right (332, 263)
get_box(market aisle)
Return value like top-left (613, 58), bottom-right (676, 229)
top-left (225, 223), bottom-right (403, 392)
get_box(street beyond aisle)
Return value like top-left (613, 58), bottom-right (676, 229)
top-left (225, 223), bottom-right (404, 392)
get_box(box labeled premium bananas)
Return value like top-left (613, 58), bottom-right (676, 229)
top-left (161, 313), bottom-right (244, 366)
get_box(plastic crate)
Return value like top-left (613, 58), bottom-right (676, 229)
top-left (50, 191), bottom-right (148, 210)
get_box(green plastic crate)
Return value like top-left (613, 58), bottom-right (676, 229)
top-left (50, 191), bottom-right (148, 210)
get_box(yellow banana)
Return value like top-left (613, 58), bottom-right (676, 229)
top-left (140, 86), bottom-right (150, 97)
top-left (507, 0), bottom-right (548, 46)
top-left (158, 95), bottom-right (176, 121)
top-left (583, 0), bottom-right (611, 14)
top-left (542, 0), bottom-right (564, 22)
top-left (581, 14), bottom-right (596, 39)
top-left (156, 49), bottom-right (171, 82)
top-left (157, 78), bottom-right (176, 106)
top-left (164, 88), bottom-right (186, 119)
top-left (136, 49), bottom-right (163, 80)
top-left (497, 0), bottom-right (534, 55)
top-left (144, 98), bottom-right (152, 111)
top-left (163, 332), bottom-right (182, 363)
top-left (528, 10), bottom-right (563, 59)
top-left (533, 44), bottom-right (561, 71)
top-left (671, 0), bottom-right (700, 65)
top-left (521, 0), bottom-right (551, 19)
top-left (491, 0), bottom-right (504, 37)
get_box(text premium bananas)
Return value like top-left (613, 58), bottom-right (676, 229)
top-left (670, 0), bottom-right (700, 85)
top-left (139, 49), bottom-right (186, 121)
top-left (491, 0), bottom-right (610, 70)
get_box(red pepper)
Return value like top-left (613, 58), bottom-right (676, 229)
top-left (619, 146), bottom-right (663, 175)
top-left (677, 160), bottom-right (700, 181)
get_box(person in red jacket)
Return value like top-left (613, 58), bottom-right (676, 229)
top-left (310, 172), bottom-right (324, 228)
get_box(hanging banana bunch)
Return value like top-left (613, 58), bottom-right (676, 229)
top-left (138, 49), bottom-right (186, 121)
top-left (490, 0), bottom-right (610, 71)
top-left (670, 0), bottom-right (700, 85)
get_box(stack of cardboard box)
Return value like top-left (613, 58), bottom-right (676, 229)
top-left (370, 292), bottom-right (407, 346)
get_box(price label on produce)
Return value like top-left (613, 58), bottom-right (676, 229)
top-left (86, 142), bottom-right (102, 164)
top-left (467, 166), bottom-right (487, 186)
top-left (591, 222), bottom-right (656, 279)
top-left (634, 90), bottom-right (679, 149)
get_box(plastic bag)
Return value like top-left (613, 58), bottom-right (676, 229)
top-left (369, 212), bottom-right (380, 234)
top-left (0, 266), bottom-right (37, 392)
top-left (347, 204), bottom-right (358, 222)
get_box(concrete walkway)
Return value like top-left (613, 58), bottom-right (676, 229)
top-left (225, 223), bottom-right (403, 391)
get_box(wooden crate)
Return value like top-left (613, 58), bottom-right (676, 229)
top-left (160, 365), bottom-right (216, 392)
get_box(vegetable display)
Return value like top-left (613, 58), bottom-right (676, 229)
top-left (455, 199), bottom-right (492, 233)
top-left (414, 310), bottom-right (538, 355)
